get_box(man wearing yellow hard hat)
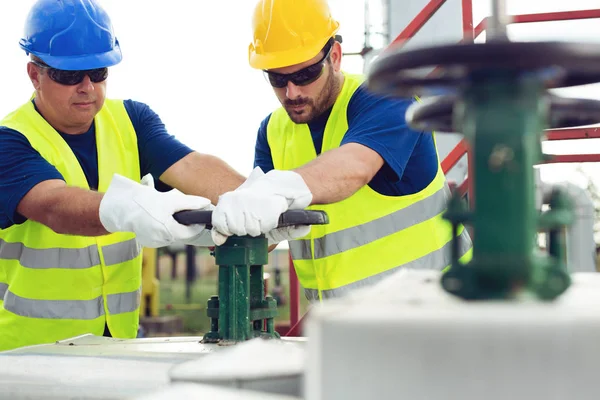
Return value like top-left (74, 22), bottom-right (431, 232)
top-left (211, 0), bottom-right (472, 301)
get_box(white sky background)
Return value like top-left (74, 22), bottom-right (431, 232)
top-left (0, 0), bottom-right (599, 188)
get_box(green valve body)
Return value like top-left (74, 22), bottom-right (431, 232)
top-left (442, 71), bottom-right (573, 300)
top-left (202, 236), bottom-right (280, 344)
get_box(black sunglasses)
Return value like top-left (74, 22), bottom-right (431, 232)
top-left (31, 60), bottom-right (108, 86)
top-left (264, 43), bottom-right (333, 88)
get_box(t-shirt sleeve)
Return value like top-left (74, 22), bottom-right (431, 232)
top-left (0, 127), bottom-right (65, 228)
top-left (123, 100), bottom-right (194, 183)
top-left (341, 85), bottom-right (426, 181)
top-left (253, 114), bottom-right (275, 173)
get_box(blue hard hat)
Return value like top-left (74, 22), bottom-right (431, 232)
top-left (19, 0), bottom-right (122, 71)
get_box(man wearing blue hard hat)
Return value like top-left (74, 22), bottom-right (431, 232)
top-left (0, 0), bottom-right (261, 351)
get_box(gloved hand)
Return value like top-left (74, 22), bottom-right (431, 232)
top-left (99, 173), bottom-right (212, 248)
top-left (265, 224), bottom-right (311, 246)
top-left (211, 167), bottom-right (313, 246)
top-left (154, 179), bottom-right (217, 247)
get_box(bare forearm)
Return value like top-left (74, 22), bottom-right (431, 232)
top-left (17, 181), bottom-right (107, 236)
top-left (296, 157), bottom-right (366, 204)
top-left (295, 143), bottom-right (384, 205)
top-left (161, 152), bottom-right (246, 204)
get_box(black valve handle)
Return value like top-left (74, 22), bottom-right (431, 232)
top-left (367, 41), bottom-right (600, 97)
top-left (173, 209), bottom-right (329, 229)
top-left (406, 94), bottom-right (600, 132)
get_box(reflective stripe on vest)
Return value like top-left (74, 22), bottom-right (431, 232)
top-left (0, 283), bottom-right (7, 300)
top-left (3, 288), bottom-right (140, 319)
top-left (0, 238), bottom-right (141, 269)
top-left (303, 228), bottom-right (473, 301)
top-left (290, 185), bottom-right (450, 260)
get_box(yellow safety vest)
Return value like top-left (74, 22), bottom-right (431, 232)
top-left (267, 73), bottom-right (472, 301)
top-left (0, 99), bottom-right (142, 351)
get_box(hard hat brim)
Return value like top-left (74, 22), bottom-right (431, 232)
top-left (28, 46), bottom-right (123, 71)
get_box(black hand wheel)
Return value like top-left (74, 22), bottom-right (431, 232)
top-left (367, 41), bottom-right (600, 97)
top-left (406, 94), bottom-right (600, 132)
top-left (173, 209), bottom-right (329, 229)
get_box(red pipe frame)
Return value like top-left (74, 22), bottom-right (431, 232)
top-left (474, 9), bottom-right (600, 39)
top-left (387, 0), bottom-right (447, 49)
top-left (546, 154), bottom-right (600, 164)
top-left (545, 127), bottom-right (600, 141)
top-left (441, 139), bottom-right (469, 173)
top-left (461, 0), bottom-right (474, 42)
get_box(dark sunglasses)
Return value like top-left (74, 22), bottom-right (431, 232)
top-left (264, 43), bottom-right (333, 88)
top-left (31, 60), bottom-right (108, 86)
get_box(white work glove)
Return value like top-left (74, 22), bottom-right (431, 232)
top-left (144, 175), bottom-right (216, 247)
top-left (265, 224), bottom-right (311, 246)
top-left (99, 173), bottom-right (213, 248)
top-left (211, 167), bottom-right (313, 246)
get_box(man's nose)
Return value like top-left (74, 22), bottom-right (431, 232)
top-left (286, 81), bottom-right (302, 99)
top-left (76, 75), bottom-right (95, 93)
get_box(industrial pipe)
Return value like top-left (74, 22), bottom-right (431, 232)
top-left (541, 181), bottom-right (596, 272)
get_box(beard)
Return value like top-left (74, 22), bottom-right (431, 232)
top-left (283, 67), bottom-right (340, 124)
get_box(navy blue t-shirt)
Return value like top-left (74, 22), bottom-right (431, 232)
top-left (254, 84), bottom-right (439, 196)
top-left (0, 100), bottom-right (193, 229)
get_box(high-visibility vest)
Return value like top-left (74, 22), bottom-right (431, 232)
top-left (0, 99), bottom-right (143, 351)
top-left (267, 73), bottom-right (472, 301)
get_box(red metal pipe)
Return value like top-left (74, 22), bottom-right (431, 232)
top-left (474, 17), bottom-right (487, 39)
top-left (512, 9), bottom-right (600, 24)
top-left (288, 252), bottom-right (300, 335)
top-left (387, 0), bottom-right (447, 49)
top-left (545, 127), bottom-right (600, 141)
top-left (461, 0), bottom-right (474, 42)
top-left (474, 9), bottom-right (600, 40)
top-left (544, 154), bottom-right (600, 163)
top-left (441, 139), bottom-right (469, 174)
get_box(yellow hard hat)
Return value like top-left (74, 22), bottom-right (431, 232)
top-left (248, 0), bottom-right (340, 70)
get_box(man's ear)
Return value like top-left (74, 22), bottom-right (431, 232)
top-left (331, 41), bottom-right (343, 72)
top-left (27, 62), bottom-right (41, 90)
